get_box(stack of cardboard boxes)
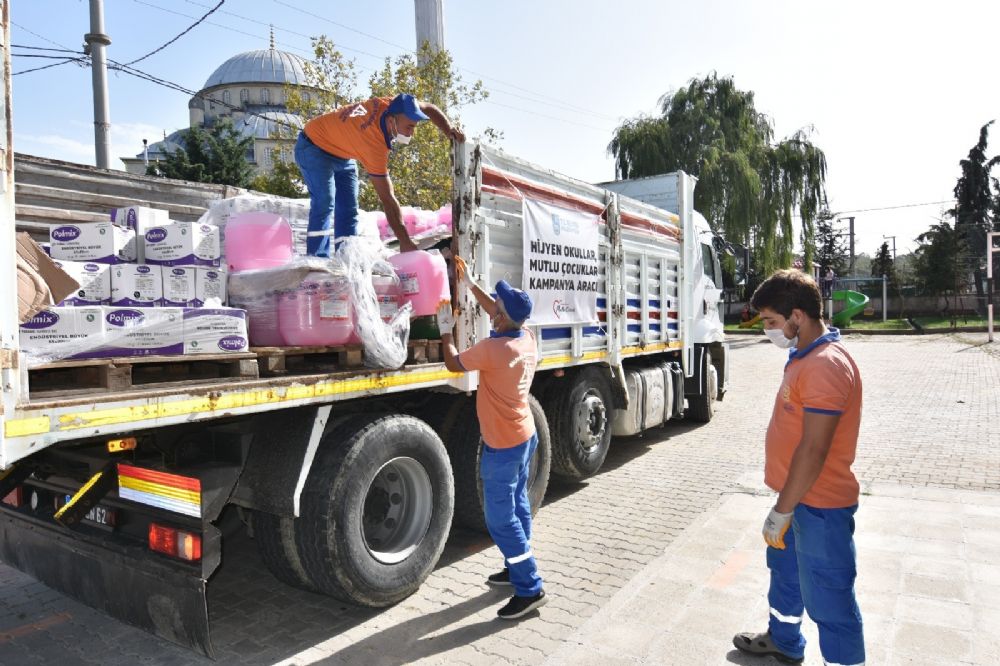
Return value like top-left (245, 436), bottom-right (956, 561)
top-left (19, 206), bottom-right (249, 362)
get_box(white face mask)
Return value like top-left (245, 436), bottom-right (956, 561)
top-left (764, 327), bottom-right (798, 349)
top-left (390, 117), bottom-right (412, 146)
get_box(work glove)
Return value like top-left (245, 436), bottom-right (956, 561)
top-left (762, 507), bottom-right (793, 550)
top-left (436, 300), bottom-right (456, 336)
top-left (452, 255), bottom-right (475, 288)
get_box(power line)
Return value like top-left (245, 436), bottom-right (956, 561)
top-left (10, 21), bottom-right (78, 52)
top-left (13, 57), bottom-right (88, 77)
top-left (836, 200), bottom-right (954, 214)
top-left (11, 44), bottom-right (81, 53)
top-left (124, 0), bottom-right (226, 66)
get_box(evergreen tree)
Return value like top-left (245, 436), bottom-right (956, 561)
top-left (608, 73), bottom-right (827, 278)
top-left (949, 121), bottom-right (1000, 298)
top-left (815, 214), bottom-right (847, 275)
top-left (147, 120), bottom-right (254, 188)
top-left (913, 220), bottom-right (968, 308)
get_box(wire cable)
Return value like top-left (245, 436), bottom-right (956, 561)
top-left (836, 200), bottom-right (954, 214)
top-left (13, 57), bottom-right (89, 77)
top-left (124, 0), bottom-right (226, 66)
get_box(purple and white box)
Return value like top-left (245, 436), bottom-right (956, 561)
top-left (53, 260), bottom-right (111, 305)
top-left (110, 206), bottom-right (169, 262)
top-left (183, 308), bottom-right (248, 354)
top-left (111, 264), bottom-right (163, 306)
top-left (19, 307), bottom-right (105, 360)
top-left (143, 221), bottom-right (220, 268)
top-left (101, 307), bottom-right (184, 356)
top-left (50, 222), bottom-right (137, 264)
top-left (162, 266), bottom-right (197, 307)
top-left (195, 266), bottom-right (227, 306)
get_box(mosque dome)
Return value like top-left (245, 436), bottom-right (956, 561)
top-left (202, 48), bottom-right (309, 89)
top-left (234, 111), bottom-right (304, 138)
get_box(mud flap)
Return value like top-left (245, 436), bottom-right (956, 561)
top-left (0, 510), bottom-right (217, 657)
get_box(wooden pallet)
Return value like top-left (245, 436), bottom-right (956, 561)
top-left (252, 340), bottom-right (442, 377)
top-left (28, 352), bottom-right (260, 397)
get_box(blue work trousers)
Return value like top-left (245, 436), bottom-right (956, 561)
top-left (294, 131), bottom-right (359, 257)
top-left (480, 434), bottom-right (543, 597)
top-left (768, 503), bottom-right (865, 665)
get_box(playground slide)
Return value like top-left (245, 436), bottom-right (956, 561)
top-left (738, 313), bottom-right (762, 328)
top-left (831, 290), bottom-right (870, 328)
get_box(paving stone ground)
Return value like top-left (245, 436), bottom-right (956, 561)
top-left (0, 333), bottom-right (997, 665)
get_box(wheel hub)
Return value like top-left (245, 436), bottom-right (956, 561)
top-left (574, 391), bottom-right (607, 453)
top-left (363, 457), bottom-right (433, 565)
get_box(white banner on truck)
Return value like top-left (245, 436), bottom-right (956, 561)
top-left (522, 198), bottom-right (600, 325)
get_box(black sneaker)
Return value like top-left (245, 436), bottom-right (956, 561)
top-left (487, 568), bottom-right (512, 587)
top-left (497, 591), bottom-right (547, 620)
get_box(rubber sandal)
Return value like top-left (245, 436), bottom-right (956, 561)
top-left (732, 631), bottom-right (804, 664)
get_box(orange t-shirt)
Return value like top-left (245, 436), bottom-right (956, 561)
top-left (764, 332), bottom-right (863, 508)
top-left (456, 329), bottom-right (538, 448)
top-left (303, 96), bottom-right (393, 176)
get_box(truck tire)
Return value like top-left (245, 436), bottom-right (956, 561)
top-left (686, 350), bottom-right (717, 423)
top-left (253, 510), bottom-right (316, 592)
top-left (294, 413), bottom-right (454, 607)
top-left (441, 395), bottom-right (551, 533)
top-left (544, 367), bottom-right (614, 480)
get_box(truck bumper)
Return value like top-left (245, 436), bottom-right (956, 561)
top-left (0, 508), bottom-right (216, 657)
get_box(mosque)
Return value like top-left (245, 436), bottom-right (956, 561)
top-left (121, 38), bottom-right (318, 176)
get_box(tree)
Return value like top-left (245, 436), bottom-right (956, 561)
top-left (249, 150), bottom-right (307, 197)
top-left (608, 73), bottom-right (827, 279)
top-left (815, 213), bottom-right (847, 275)
top-left (949, 121), bottom-right (1000, 299)
top-left (912, 220), bottom-right (968, 311)
top-left (284, 39), bottom-right (490, 212)
top-left (146, 120), bottom-right (254, 187)
top-left (871, 242), bottom-right (895, 282)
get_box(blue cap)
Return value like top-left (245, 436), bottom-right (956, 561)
top-left (495, 280), bottom-right (533, 324)
top-left (386, 93), bottom-right (429, 121)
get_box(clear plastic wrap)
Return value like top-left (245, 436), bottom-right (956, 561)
top-left (337, 236), bottom-right (411, 369)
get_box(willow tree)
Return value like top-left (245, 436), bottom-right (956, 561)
top-left (609, 73), bottom-right (827, 279)
top-left (283, 39), bottom-right (489, 211)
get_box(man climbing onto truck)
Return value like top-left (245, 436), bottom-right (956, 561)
top-left (437, 257), bottom-right (548, 620)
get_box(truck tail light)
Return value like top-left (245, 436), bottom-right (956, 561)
top-left (148, 523), bottom-right (202, 561)
top-left (2, 487), bottom-right (24, 508)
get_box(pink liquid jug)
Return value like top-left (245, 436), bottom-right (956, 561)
top-left (436, 204), bottom-right (452, 231)
top-left (244, 290), bottom-right (285, 346)
top-left (388, 250), bottom-right (450, 317)
top-left (372, 275), bottom-right (402, 322)
top-left (278, 272), bottom-right (354, 346)
top-left (225, 212), bottom-right (294, 272)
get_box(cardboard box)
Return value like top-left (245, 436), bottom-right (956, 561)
top-left (52, 259), bottom-right (112, 305)
top-left (100, 307), bottom-right (184, 356)
top-left (111, 264), bottom-right (163, 307)
top-left (49, 222), bottom-right (137, 264)
top-left (183, 307), bottom-right (248, 354)
top-left (16, 232), bottom-right (80, 323)
top-left (161, 266), bottom-right (198, 307)
top-left (19, 307), bottom-right (105, 360)
top-left (143, 221), bottom-right (221, 267)
top-left (110, 206), bottom-right (170, 262)
top-left (195, 266), bottom-right (227, 306)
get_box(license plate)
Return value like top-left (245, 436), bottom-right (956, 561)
top-left (64, 495), bottom-right (117, 527)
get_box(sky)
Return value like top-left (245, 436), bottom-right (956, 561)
top-left (9, 0), bottom-right (1000, 261)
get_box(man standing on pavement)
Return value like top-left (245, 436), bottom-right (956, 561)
top-left (295, 93), bottom-right (465, 257)
top-left (733, 269), bottom-right (865, 666)
top-left (436, 257), bottom-right (548, 620)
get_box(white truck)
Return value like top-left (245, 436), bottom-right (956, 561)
top-left (0, 70), bottom-right (727, 664)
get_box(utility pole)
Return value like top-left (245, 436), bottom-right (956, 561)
top-left (842, 216), bottom-right (856, 274)
top-left (84, 0), bottom-right (111, 169)
top-left (882, 235), bottom-right (896, 262)
top-left (414, 0), bottom-right (444, 64)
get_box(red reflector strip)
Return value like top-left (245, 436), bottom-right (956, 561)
top-left (117, 464), bottom-right (201, 491)
top-left (149, 523), bottom-right (202, 561)
top-left (2, 488), bottom-right (24, 508)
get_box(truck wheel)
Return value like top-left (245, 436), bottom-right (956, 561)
top-left (253, 510), bottom-right (316, 592)
top-left (544, 367), bottom-right (614, 480)
top-left (442, 395), bottom-right (551, 533)
top-left (686, 350), bottom-right (717, 423)
top-left (295, 414), bottom-right (454, 607)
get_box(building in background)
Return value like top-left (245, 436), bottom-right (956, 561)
top-left (121, 39), bottom-right (318, 176)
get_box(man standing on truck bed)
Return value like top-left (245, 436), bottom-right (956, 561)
top-left (437, 258), bottom-right (548, 620)
top-left (733, 269), bottom-right (865, 666)
top-left (295, 93), bottom-right (465, 257)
